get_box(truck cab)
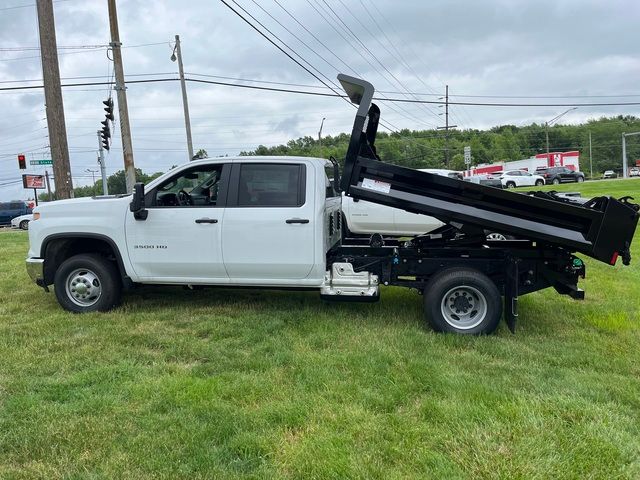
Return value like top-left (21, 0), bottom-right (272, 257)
top-left (27, 156), bottom-right (341, 311)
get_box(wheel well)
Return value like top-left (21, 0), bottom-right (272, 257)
top-left (42, 236), bottom-right (125, 286)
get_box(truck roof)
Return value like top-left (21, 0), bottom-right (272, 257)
top-left (187, 155), bottom-right (330, 166)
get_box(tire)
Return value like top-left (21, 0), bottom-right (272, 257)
top-left (19, 220), bottom-right (29, 230)
top-left (535, 180), bottom-right (544, 187)
top-left (577, 176), bottom-right (584, 183)
top-left (54, 253), bottom-right (122, 313)
top-left (505, 181), bottom-right (516, 189)
top-left (552, 178), bottom-right (560, 185)
top-left (423, 268), bottom-right (502, 335)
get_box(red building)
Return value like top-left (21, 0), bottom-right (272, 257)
top-left (467, 151), bottom-right (580, 176)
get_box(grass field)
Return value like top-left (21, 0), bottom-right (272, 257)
top-left (1, 180), bottom-right (639, 479)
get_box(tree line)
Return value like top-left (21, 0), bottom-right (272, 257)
top-left (241, 115), bottom-right (640, 176)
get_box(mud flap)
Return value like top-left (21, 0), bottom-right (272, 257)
top-left (504, 257), bottom-right (519, 333)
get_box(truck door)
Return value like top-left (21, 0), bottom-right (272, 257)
top-left (125, 163), bottom-right (230, 282)
top-left (221, 162), bottom-right (315, 281)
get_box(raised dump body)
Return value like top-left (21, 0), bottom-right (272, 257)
top-left (337, 74), bottom-right (639, 266)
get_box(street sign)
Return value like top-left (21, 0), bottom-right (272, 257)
top-left (464, 146), bottom-right (471, 165)
top-left (30, 159), bottom-right (52, 165)
top-left (22, 174), bottom-right (45, 189)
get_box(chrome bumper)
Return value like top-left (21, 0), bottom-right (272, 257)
top-left (26, 258), bottom-right (45, 286)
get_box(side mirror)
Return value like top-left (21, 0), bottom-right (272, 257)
top-left (129, 182), bottom-right (148, 220)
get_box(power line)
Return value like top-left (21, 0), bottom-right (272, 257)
top-left (2, 70), bottom-right (639, 100)
top-left (306, 0), bottom-right (436, 129)
top-left (266, 0), bottom-right (431, 129)
top-left (332, 0), bottom-right (444, 124)
top-left (0, 0), bottom-right (74, 11)
top-left (2, 75), bottom-right (640, 108)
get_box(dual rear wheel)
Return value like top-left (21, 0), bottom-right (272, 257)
top-left (423, 268), bottom-right (502, 335)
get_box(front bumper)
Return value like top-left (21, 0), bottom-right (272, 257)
top-left (26, 258), bottom-right (46, 288)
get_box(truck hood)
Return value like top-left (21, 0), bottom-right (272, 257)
top-left (34, 194), bottom-right (131, 214)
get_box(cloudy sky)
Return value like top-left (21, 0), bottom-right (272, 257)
top-left (1, 0), bottom-right (639, 200)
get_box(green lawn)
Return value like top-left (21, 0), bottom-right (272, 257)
top-left (516, 176), bottom-right (640, 198)
top-left (1, 181), bottom-right (639, 479)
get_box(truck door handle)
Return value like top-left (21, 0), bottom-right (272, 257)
top-left (195, 218), bottom-right (218, 224)
top-left (286, 218), bottom-right (309, 224)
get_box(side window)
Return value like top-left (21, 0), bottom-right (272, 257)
top-left (325, 164), bottom-right (339, 198)
top-left (152, 164), bottom-right (224, 207)
top-left (10, 202), bottom-right (24, 210)
top-left (237, 164), bottom-right (305, 207)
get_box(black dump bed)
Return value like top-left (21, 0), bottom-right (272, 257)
top-left (337, 74), bottom-right (639, 265)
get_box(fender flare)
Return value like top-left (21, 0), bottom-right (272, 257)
top-left (40, 233), bottom-right (132, 286)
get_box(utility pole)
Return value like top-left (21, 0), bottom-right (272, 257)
top-left (107, 0), bottom-right (136, 193)
top-left (85, 168), bottom-right (98, 195)
top-left (318, 117), bottom-right (326, 146)
top-left (36, 0), bottom-right (73, 199)
top-left (171, 35), bottom-right (194, 161)
top-left (437, 85), bottom-right (456, 166)
top-left (545, 107), bottom-right (577, 164)
top-left (622, 131), bottom-right (640, 179)
top-left (588, 131), bottom-right (593, 179)
top-left (97, 130), bottom-right (109, 195)
top-left (45, 170), bottom-right (52, 201)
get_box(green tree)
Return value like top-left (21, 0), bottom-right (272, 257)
top-left (192, 148), bottom-right (208, 160)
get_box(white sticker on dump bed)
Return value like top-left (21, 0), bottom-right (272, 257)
top-left (361, 177), bottom-right (391, 194)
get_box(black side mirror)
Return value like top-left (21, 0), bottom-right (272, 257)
top-left (129, 182), bottom-right (148, 220)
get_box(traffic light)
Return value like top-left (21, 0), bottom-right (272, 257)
top-left (18, 154), bottom-right (26, 169)
top-left (101, 98), bottom-right (113, 151)
top-left (100, 121), bottom-right (111, 151)
top-left (103, 98), bottom-right (114, 121)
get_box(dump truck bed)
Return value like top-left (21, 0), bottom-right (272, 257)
top-left (337, 74), bottom-right (639, 265)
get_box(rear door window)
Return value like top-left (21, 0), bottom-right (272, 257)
top-left (236, 164), bottom-right (305, 207)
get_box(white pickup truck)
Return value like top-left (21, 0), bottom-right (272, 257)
top-left (341, 168), bottom-right (448, 237)
top-left (25, 74), bottom-right (638, 335)
top-left (27, 157), bottom-right (346, 307)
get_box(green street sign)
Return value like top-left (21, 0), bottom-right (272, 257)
top-left (29, 159), bottom-right (52, 165)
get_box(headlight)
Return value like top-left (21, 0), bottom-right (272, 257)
top-left (33, 213), bottom-right (40, 220)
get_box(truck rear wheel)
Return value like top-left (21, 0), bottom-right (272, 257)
top-left (423, 268), bottom-right (502, 335)
top-left (54, 253), bottom-right (122, 313)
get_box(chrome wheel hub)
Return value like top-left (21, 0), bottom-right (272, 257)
top-left (65, 268), bottom-right (102, 307)
top-left (486, 232), bottom-right (507, 241)
top-left (440, 285), bottom-right (487, 330)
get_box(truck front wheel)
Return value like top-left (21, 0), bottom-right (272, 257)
top-left (54, 253), bottom-right (122, 313)
top-left (423, 268), bottom-right (502, 335)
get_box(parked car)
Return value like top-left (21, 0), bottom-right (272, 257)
top-left (602, 170), bottom-right (617, 179)
top-left (498, 170), bottom-right (546, 188)
top-left (628, 167), bottom-right (639, 177)
top-left (463, 174), bottom-right (503, 189)
top-left (536, 166), bottom-right (585, 184)
top-left (11, 213), bottom-right (34, 230)
top-left (342, 169), bottom-right (509, 239)
top-left (0, 201), bottom-right (32, 226)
